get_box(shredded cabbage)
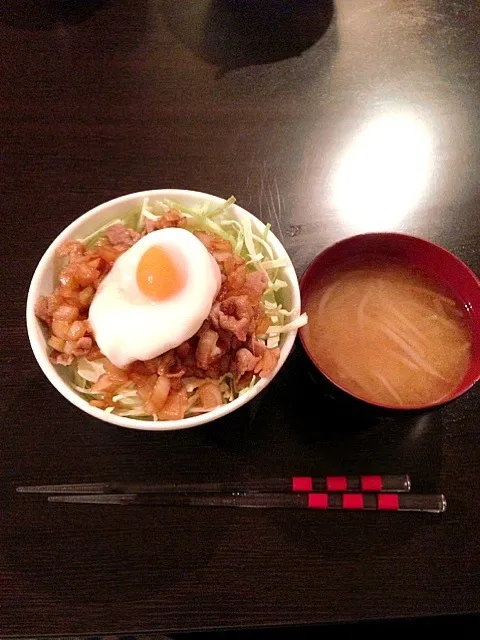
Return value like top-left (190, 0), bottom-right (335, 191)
top-left (71, 383), bottom-right (102, 396)
top-left (261, 258), bottom-right (289, 271)
top-left (268, 279), bottom-right (288, 293)
top-left (163, 198), bottom-right (234, 245)
top-left (238, 374), bottom-right (258, 396)
top-left (267, 312), bottom-right (308, 335)
top-left (76, 357), bottom-right (105, 383)
top-left (82, 218), bottom-right (123, 248)
top-left (137, 197), bottom-right (151, 231)
top-left (72, 195), bottom-right (306, 417)
top-left (267, 336), bottom-right (280, 349)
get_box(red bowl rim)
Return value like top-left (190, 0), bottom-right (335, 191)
top-left (299, 232), bottom-right (480, 411)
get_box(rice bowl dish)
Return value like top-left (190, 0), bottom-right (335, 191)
top-left (27, 190), bottom-right (304, 431)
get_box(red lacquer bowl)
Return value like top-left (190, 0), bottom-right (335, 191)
top-left (299, 233), bottom-right (480, 411)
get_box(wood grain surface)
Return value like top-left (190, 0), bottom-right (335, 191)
top-left (1, 0), bottom-right (479, 636)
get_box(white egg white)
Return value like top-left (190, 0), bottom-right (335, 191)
top-left (89, 227), bottom-right (221, 368)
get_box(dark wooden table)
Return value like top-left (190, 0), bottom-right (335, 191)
top-left (2, 0), bottom-right (480, 636)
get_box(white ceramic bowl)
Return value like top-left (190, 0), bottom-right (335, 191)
top-left (26, 189), bottom-right (301, 431)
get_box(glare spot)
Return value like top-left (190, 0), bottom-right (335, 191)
top-left (333, 113), bottom-right (432, 231)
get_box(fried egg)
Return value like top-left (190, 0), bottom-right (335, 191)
top-left (89, 227), bottom-right (221, 368)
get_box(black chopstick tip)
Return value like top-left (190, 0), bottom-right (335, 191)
top-left (48, 495), bottom-right (79, 503)
top-left (17, 485), bottom-right (60, 494)
top-left (16, 486), bottom-right (31, 493)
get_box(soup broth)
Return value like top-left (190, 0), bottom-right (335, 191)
top-left (303, 262), bottom-right (472, 407)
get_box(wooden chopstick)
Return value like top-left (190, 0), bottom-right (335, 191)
top-left (46, 492), bottom-right (446, 513)
top-left (16, 474), bottom-right (411, 495)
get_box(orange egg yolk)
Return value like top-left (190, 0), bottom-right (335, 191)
top-left (136, 246), bottom-right (185, 301)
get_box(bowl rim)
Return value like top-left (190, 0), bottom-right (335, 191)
top-left (26, 189), bottom-right (300, 431)
top-left (299, 231), bottom-right (480, 411)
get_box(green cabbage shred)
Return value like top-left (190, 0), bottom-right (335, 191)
top-left (73, 196), bottom-right (306, 418)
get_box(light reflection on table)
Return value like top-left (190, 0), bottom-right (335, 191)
top-left (332, 112), bottom-right (432, 232)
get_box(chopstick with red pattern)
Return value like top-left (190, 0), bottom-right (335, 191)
top-left (46, 492), bottom-right (446, 512)
top-left (16, 474), bottom-right (410, 495)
